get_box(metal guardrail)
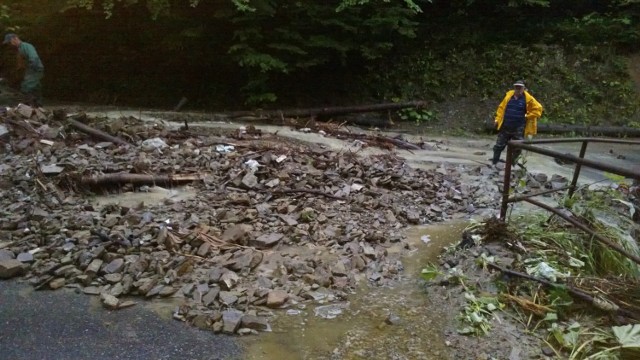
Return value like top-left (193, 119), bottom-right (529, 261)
top-left (499, 138), bottom-right (640, 264)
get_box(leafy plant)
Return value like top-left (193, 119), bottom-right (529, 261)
top-left (397, 108), bottom-right (436, 125)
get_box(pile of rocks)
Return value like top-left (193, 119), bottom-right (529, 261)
top-left (0, 106), bottom-right (497, 335)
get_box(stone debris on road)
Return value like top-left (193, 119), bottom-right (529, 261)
top-left (0, 104), bottom-right (568, 336)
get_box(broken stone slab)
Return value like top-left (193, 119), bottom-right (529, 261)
top-left (0, 259), bottom-right (25, 279)
top-left (219, 291), bottom-right (239, 306)
top-left (100, 293), bottom-right (120, 310)
top-left (85, 259), bottom-right (103, 276)
top-left (103, 258), bottom-right (124, 274)
top-left (266, 290), bottom-right (288, 308)
top-left (250, 233), bottom-right (284, 249)
top-left (219, 271), bottom-right (240, 290)
top-left (40, 164), bottom-right (64, 175)
top-left (222, 310), bottom-right (244, 334)
top-left (49, 278), bottom-right (66, 290)
top-left (202, 288), bottom-right (220, 306)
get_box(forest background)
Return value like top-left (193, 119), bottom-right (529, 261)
top-left (1, 0), bottom-right (640, 131)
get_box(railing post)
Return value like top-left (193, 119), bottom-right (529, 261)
top-left (500, 144), bottom-right (513, 220)
top-left (568, 140), bottom-right (588, 198)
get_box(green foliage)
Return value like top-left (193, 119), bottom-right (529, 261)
top-left (397, 108), bottom-right (436, 124)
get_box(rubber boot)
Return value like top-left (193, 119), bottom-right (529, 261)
top-left (491, 149), bottom-right (501, 165)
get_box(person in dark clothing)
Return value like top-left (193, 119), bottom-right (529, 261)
top-left (3, 33), bottom-right (44, 107)
top-left (492, 80), bottom-right (543, 165)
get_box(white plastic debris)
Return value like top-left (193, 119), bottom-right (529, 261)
top-left (526, 261), bottom-right (567, 282)
top-left (299, 128), bottom-right (312, 133)
top-left (420, 235), bottom-right (431, 244)
top-left (318, 130), bottom-right (327, 136)
top-left (215, 144), bottom-right (235, 153)
top-left (141, 137), bottom-right (168, 151)
top-left (244, 159), bottom-right (260, 173)
top-left (275, 155), bottom-right (287, 163)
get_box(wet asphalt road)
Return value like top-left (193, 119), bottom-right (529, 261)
top-left (0, 280), bottom-right (242, 360)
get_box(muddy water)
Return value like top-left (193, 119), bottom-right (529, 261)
top-left (242, 221), bottom-right (469, 360)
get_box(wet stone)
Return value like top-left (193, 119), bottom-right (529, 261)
top-left (0, 250), bottom-right (15, 261)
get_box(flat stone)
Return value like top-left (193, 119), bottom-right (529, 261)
top-left (240, 315), bottom-right (269, 331)
top-left (49, 278), bottom-right (66, 290)
top-left (40, 164), bottom-right (64, 175)
top-left (250, 233), bottom-right (284, 249)
top-left (100, 293), bottom-right (120, 310)
top-left (196, 243), bottom-right (211, 257)
top-left (104, 273), bottom-right (123, 284)
top-left (222, 310), bottom-right (243, 334)
top-left (103, 258), bottom-right (124, 274)
top-left (159, 286), bottom-right (177, 297)
top-left (266, 290), bottom-right (288, 308)
top-left (241, 172), bottom-right (258, 189)
top-left (0, 259), bottom-right (25, 279)
top-left (16, 252), bottom-right (34, 263)
top-left (85, 259), bottom-right (103, 276)
top-left (0, 250), bottom-right (15, 261)
top-left (203, 288), bottom-right (220, 306)
top-left (221, 225), bottom-right (250, 243)
top-left (278, 215), bottom-right (298, 226)
top-left (219, 272), bottom-right (240, 290)
top-left (219, 291), bottom-right (238, 306)
top-left (53, 265), bottom-right (76, 277)
top-left (83, 286), bottom-right (101, 295)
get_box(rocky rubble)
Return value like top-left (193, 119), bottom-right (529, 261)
top-left (0, 105), bottom-right (503, 335)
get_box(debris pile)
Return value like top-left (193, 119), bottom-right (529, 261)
top-left (0, 105), bottom-right (495, 335)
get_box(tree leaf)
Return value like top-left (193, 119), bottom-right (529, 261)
top-left (612, 324), bottom-right (640, 348)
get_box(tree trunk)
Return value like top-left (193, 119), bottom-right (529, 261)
top-left (225, 101), bottom-right (427, 119)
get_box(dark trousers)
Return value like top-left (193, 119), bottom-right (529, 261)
top-left (492, 125), bottom-right (524, 164)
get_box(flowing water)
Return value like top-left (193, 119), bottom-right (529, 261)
top-left (241, 221), bottom-right (469, 360)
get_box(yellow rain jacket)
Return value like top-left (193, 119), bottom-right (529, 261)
top-left (494, 90), bottom-right (543, 137)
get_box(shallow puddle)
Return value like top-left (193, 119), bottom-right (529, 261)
top-left (242, 221), bottom-right (469, 360)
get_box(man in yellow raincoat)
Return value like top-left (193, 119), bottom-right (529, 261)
top-left (492, 80), bottom-right (543, 165)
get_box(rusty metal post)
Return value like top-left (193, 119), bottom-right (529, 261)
top-left (568, 140), bottom-right (588, 198)
top-left (500, 145), bottom-right (513, 220)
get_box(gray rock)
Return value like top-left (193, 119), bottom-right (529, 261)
top-left (0, 250), bottom-right (15, 261)
top-left (266, 290), bottom-right (288, 308)
top-left (49, 278), bottom-right (66, 290)
top-left (203, 288), bottom-right (220, 306)
top-left (85, 259), bottom-right (103, 276)
top-left (196, 243), bottom-right (211, 257)
top-left (16, 252), bottom-right (33, 263)
top-left (103, 258), bottom-right (124, 274)
top-left (221, 225), bottom-right (250, 244)
top-left (83, 286), bottom-right (101, 295)
top-left (100, 293), bottom-right (120, 310)
top-left (219, 291), bottom-right (238, 306)
top-left (219, 272), bottom-right (240, 290)
top-left (104, 273), bottom-right (123, 284)
top-left (0, 259), bottom-right (25, 279)
top-left (385, 313), bottom-right (401, 325)
top-left (222, 310), bottom-right (244, 334)
top-left (251, 233), bottom-right (284, 249)
top-left (241, 172), bottom-right (258, 189)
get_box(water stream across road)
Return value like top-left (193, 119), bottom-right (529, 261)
top-left (242, 221), bottom-right (469, 360)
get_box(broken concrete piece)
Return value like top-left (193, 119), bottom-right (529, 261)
top-left (0, 259), bottom-right (25, 279)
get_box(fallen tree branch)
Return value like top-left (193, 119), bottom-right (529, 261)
top-left (226, 101), bottom-right (427, 120)
top-left (488, 263), bottom-right (640, 320)
top-left (79, 173), bottom-right (204, 187)
top-left (68, 118), bottom-right (132, 146)
top-left (484, 119), bottom-right (640, 137)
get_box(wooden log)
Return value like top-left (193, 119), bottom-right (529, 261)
top-left (68, 118), bottom-right (132, 146)
top-left (80, 173), bottom-right (203, 187)
top-left (484, 118), bottom-right (640, 137)
top-left (225, 101), bottom-right (427, 119)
